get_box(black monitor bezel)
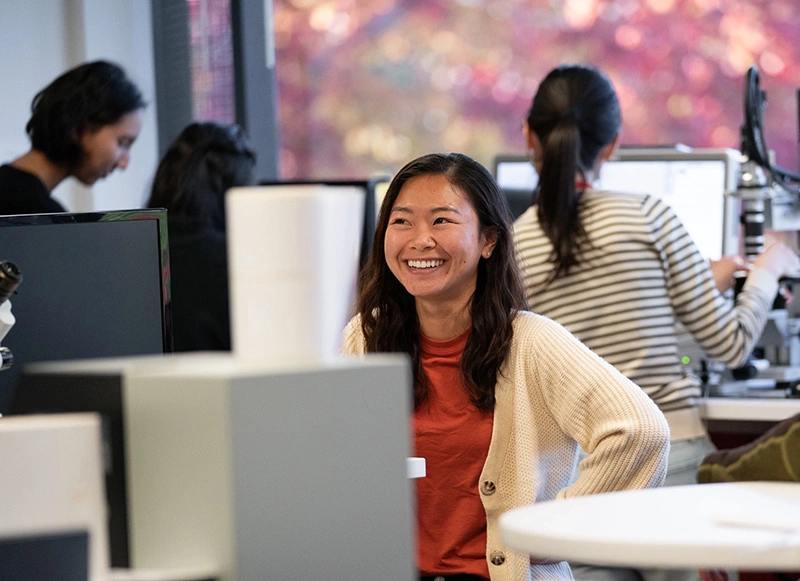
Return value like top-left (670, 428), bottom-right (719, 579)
top-left (0, 209), bottom-right (174, 354)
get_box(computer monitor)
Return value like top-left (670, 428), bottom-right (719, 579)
top-left (0, 532), bottom-right (89, 581)
top-left (493, 148), bottom-right (741, 260)
top-left (0, 209), bottom-right (172, 413)
top-left (260, 177), bottom-right (391, 268)
top-left (492, 154), bottom-right (538, 220)
top-left (598, 149), bottom-right (741, 260)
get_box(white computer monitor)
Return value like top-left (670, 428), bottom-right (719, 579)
top-left (493, 148), bottom-right (742, 260)
top-left (494, 154), bottom-right (539, 192)
top-left (598, 148), bottom-right (741, 260)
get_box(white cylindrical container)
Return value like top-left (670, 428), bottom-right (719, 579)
top-left (226, 185), bottom-right (364, 364)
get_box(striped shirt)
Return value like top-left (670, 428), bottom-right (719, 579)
top-left (513, 190), bottom-right (779, 432)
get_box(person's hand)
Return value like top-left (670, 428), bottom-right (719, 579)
top-left (709, 256), bottom-right (750, 293)
top-left (699, 569), bottom-right (729, 581)
top-left (753, 242), bottom-right (800, 280)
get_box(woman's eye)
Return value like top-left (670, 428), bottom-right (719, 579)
top-left (389, 217), bottom-right (408, 225)
top-left (433, 217), bottom-right (449, 224)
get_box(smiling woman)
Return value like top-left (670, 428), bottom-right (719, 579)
top-left (384, 173), bottom-right (496, 339)
top-left (341, 151), bottom-right (671, 581)
top-left (0, 60), bottom-right (146, 215)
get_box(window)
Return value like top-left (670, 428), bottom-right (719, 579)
top-left (188, 0), bottom-right (236, 123)
top-left (274, 1), bottom-right (800, 180)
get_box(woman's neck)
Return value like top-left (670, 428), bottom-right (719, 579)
top-left (415, 299), bottom-right (472, 341)
top-left (11, 150), bottom-right (69, 192)
top-left (580, 168), bottom-right (599, 187)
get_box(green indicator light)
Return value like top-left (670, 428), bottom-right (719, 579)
top-left (681, 356), bottom-right (691, 365)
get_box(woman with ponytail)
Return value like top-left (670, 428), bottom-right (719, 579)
top-left (147, 121), bottom-right (256, 351)
top-left (513, 64), bottom-right (800, 581)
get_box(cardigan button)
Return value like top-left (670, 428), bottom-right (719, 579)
top-left (490, 550), bottom-right (506, 565)
top-left (480, 480), bottom-right (496, 495)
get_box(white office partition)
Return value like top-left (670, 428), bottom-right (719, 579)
top-left (226, 185), bottom-right (365, 363)
top-left (0, 413), bottom-right (108, 581)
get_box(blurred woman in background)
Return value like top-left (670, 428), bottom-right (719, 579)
top-left (0, 60), bottom-right (145, 214)
top-left (147, 121), bottom-right (256, 352)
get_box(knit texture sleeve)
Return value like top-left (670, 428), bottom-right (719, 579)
top-left (643, 196), bottom-right (778, 368)
top-left (340, 315), bottom-right (366, 356)
top-left (515, 314), bottom-right (671, 498)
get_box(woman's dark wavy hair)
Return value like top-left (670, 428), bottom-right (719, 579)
top-left (527, 64), bottom-right (621, 281)
top-left (147, 122), bottom-right (256, 231)
top-left (26, 60), bottom-right (146, 167)
top-left (358, 152), bottom-right (526, 411)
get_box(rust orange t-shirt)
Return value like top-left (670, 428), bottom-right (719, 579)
top-left (414, 329), bottom-right (494, 578)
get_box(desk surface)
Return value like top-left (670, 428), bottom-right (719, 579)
top-left (499, 482), bottom-right (800, 571)
top-left (701, 397), bottom-right (800, 422)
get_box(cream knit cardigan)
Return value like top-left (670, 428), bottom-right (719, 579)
top-left (342, 310), bottom-right (670, 581)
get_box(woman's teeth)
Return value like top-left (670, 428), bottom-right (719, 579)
top-left (407, 260), bottom-right (444, 269)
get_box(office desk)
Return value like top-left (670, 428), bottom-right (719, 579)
top-left (701, 397), bottom-right (800, 424)
top-left (499, 482), bottom-right (800, 570)
top-left (701, 397), bottom-right (800, 446)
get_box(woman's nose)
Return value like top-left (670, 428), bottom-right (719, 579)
top-left (410, 228), bottom-right (434, 250)
top-left (116, 150), bottom-right (131, 170)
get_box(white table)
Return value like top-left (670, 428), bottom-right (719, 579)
top-left (499, 482), bottom-right (800, 571)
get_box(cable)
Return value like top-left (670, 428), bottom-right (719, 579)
top-left (742, 65), bottom-right (800, 187)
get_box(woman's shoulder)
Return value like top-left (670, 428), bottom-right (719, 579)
top-left (0, 164), bottom-right (47, 192)
top-left (583, 188), bottom-right (652, 209)
top-left (505, 312), bottom-right (593, 381)
top-left (511, 310), bottom-right (571, 341)
top-left (581, 190), bottom-right (667, 232)
top-left (511, 205), bottom-right (540, 240)
top-left (341, 314), bottom-right (366, 355)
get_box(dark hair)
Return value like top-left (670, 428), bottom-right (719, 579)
top-left (526, 64), bottom-right (621, 281)
top-left (26, 60), bottom-right (146, 167)
top-left (147, 122), bottom-right (256, 230)
top-left (358, 152), bottom-right (526, 411)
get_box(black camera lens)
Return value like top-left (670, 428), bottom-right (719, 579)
top-left (0, 261), bottom-right (22, 304)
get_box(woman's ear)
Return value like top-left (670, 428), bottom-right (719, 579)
top-left (481, 228), bottom-right (500, 259)
top-left (599, 133), bottom-right (621, 162)
top-left (523, 124), bottom-right (541, 154)
top-left (523, 125), bottom-right (543, 170)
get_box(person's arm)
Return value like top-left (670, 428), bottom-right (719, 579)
top-left (708, 255), bottom-right (749, 293)
top-left (529, 316), bottom-right (671, 497)
top-left (644, 196), bottom-right (797, 368)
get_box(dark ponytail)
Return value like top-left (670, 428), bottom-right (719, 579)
top-left (526, 64), bottom-right (621, 281)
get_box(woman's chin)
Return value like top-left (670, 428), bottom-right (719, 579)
top-left (73, 173), bottom-right (102, 187)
